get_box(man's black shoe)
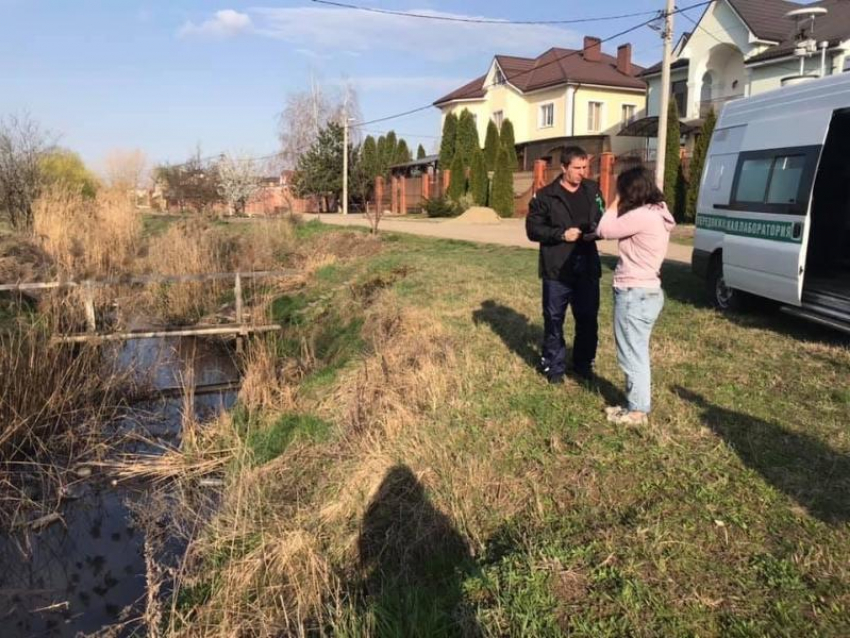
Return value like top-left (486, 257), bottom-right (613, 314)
top-left (547, 374), bottom-right (565, 385)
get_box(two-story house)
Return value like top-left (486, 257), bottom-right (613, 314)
top-left (641, 0), bottom-right (850, 127)
top-left (433, 37), bottom-right (647, 170)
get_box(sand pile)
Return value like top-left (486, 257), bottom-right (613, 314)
top-left (446, 207), bottom-right (502, 224)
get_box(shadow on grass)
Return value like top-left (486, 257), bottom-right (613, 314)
top-left (357, 465), bottom-right (480, 637)
top-left (472, 299), bottom-right (540, 370)
top-left (472, 299), bottom-right (626, 406)
top-left (673, 386), bottom-right (850, 525)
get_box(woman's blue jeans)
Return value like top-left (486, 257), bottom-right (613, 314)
top-left (613, 287), bottom-right (664, 413)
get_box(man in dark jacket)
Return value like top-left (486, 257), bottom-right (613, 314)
top-left (526, 146), bottom-right (605, 383)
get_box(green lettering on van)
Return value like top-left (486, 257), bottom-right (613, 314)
top-left (696, 214), bottom-right (801, 243)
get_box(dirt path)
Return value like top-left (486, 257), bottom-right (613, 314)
top-left (315, 213), bottom-right (694, 265)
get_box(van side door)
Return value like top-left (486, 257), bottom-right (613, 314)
top-left (717, 143), bottom-right (821, 306)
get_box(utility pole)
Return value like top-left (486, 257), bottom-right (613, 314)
top-left (655, 0), bottom-right (675, 190)
top-left (342, 110), bottom-right (349, 215)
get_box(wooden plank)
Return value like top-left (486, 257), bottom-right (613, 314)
top-left (0, 269), bottom-right (299, 292)
top-left (234, 272), bottom-right (244, 325)
top-left (52, 324), bottom-right (282, 344)
top-left (154, 381), bottom-right (242, 397)
top-left (234, 272), bottom-right (244, 354)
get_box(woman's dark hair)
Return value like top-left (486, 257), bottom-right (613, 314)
top-left (617, 166), bottom-right (665, 215)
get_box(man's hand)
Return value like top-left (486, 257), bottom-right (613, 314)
top-left (564, 227), bottom-right (582, 242)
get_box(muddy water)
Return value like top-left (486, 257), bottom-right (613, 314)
top-left (0, 336), bottom-right (239, 637)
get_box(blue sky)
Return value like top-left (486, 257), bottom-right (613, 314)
top-left (0, 0), bottom-right (694, 173)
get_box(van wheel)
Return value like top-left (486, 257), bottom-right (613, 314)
top-left (707, 257), bottom-right (740, 311)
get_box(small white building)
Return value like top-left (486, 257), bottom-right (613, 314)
top-left (641, 0), bottom-right (850, 125)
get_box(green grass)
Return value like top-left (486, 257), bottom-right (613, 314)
top-left (369, 232), bottom-right (848, 634)
top-left (246, 413), bottom-right (331, 466)
top-left (193, 221), bottom-right (850, 636)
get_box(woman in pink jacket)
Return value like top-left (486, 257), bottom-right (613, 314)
top-left (596, 167), bottom-right (675, 426)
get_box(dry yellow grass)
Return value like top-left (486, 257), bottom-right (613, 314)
top-left (33, 185), bottom-right (141, 279)
top-left (144, 290), bottom-right (480, 636)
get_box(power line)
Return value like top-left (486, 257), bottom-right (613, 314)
top-left (311, 0), bottom-right (662, 25)
top-left (164, 2), bottom-right (712, 168)
top-left (356, 127), bottom-right (441, 139)
top-left (358, 0), bottom-right (712, 127)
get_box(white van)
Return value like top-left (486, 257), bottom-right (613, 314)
top-left (692, 72), bottom-right (850, 333)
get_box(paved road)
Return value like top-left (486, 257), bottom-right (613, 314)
top-left (315, 213), bottom-right (694, 266)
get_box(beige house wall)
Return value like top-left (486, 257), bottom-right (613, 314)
top-left (439, 82), bottom-right (646, 153)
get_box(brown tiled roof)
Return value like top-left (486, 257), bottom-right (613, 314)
top-left (727, 0), bottom-right (800, 42)
top-left (432, 75), bottom-right (487, 105)
top-left (639, 58), bottom-right (690, 77)
top-left (433, 46), bottom-right (645, 106)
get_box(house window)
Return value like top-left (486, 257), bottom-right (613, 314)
top-left (587, 101), bottom-right (604, 132)
top-left (492, 110), bottom-right (504, 128)
top-left (494, 68), bottom-right (506, 85)
top-left (621, 104), bottom-right (636, 125)
top-left (539, 103), bottom-right (554, 128)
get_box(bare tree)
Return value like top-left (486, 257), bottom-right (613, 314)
top-left (0, 114), bottom-right (53, 231)
top-left (103, 148), bottom-right (148, 192)
top-left (216, 154), bottom-right (262, 216)
top-left (277, 81), bottom-right (361, 169)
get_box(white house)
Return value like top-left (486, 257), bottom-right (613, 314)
top-left (640, 0), bottom-right (850, 125)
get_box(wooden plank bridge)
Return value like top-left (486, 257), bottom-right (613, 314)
top-left (0, 269), bottom-right (298, 343)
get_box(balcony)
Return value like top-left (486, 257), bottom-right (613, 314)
top-left (699, 94), bottom-right (744, 118)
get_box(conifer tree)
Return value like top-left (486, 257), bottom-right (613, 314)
top-left (500, 118), bottom-right (518, 170)
top-left (395, 139), bottom-right (411, 165)
top-left (439, 113), bottom-right (458, 168)
top-left (376, 135), bottom-right (387, 176)
top-left (456, 109), bottom-right (480, 167)
top-left (416, 144), bottom-right (427, 160)
top-left (685, 108), bottom-right (716, 222)
top-left (663, 101), bottom-right (682, 219)
top-left (447, 152), bottom-right (466, 201)
top-left (490, 145), bottom-right (515, 217)
top-left (469, 146), bottom-right (488, 206)
top-left (484, 120), bottom-right (500, 172)
top-left (384, 131), bottom-right (398, 171)
top-left (361, 136), bottom-right (377, 180)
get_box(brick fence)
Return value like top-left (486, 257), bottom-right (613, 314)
top-left (371, 150), bottom-right (690, 217)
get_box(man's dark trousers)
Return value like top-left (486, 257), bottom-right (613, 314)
top-left (541, 275), bottom-right (599, 379)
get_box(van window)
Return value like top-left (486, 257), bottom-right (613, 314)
top-left (766, 155), bottom-right (806, 204)
top-left (726, 145), bottom-right (821, 215)
top-left (736, 157), bottom-right (772, 202)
